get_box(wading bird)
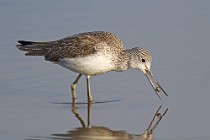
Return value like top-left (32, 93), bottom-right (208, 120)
top-left (16, 31), bottom-right (168, 102)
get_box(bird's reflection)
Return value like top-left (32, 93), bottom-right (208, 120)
top-left (50, 102), bottom-right (168, 140)
top-left (26, 100), bottom-right (168, 140)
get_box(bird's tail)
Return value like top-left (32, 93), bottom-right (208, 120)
top-left (16, 40), bottom-right (50, 56)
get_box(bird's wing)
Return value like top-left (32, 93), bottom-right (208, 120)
top-left (17, 31), bottom-right (124, 62)
top-left (44, 34), bottom-right (98, 62)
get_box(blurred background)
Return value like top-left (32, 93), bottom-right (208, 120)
top-left (0, 0), bottom-right (210, 140)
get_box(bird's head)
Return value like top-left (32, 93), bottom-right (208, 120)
top-left (129, 48), bottom-right (168, 99)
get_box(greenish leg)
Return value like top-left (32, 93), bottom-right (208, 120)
top-left (87, 102), bottom-right (92, 128)
top-left (71, 74), bottom-right (82, 99)
top-left (86, 76), bottom-right (93, 102)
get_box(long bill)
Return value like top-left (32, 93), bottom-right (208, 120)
top-left (145, 69), bottom-right (168, 99)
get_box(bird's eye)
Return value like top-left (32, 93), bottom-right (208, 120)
top-left (142, 58), bottom-right (145, 62)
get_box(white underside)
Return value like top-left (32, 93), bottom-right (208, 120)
top-left (58, 53), bottom-right (115, 76)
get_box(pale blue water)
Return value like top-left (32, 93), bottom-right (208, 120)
top-left (0, 0), bottom-right (210, 140)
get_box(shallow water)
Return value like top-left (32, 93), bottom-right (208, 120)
top-left (0, 0), bottom-right (210, 140)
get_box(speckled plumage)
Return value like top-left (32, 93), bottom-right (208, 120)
top-left (16, 31), bottom-right (152, 75)
top-left (17, 31), bottom-right (123, 62)
top-left (16, 31), bottom-right (167, 101)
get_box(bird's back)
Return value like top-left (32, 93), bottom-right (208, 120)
top-left (16, 31), bottom-right (124, 62)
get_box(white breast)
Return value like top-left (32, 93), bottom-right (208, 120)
top-left (58, 53), bottom-right (115, 76)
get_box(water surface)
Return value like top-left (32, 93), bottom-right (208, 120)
top-left (0, 0), bottom-right (210, 140)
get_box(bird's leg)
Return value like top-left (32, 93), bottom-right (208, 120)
top-left (87, 102), bottom-right (92, 128)
top-left (71, 74), bottom-right (82, 100)
top-left (86, 76), bottom-right (93, 102)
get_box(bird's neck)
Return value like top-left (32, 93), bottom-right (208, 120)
top-left (115, 48), bottom-right (139, 71)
